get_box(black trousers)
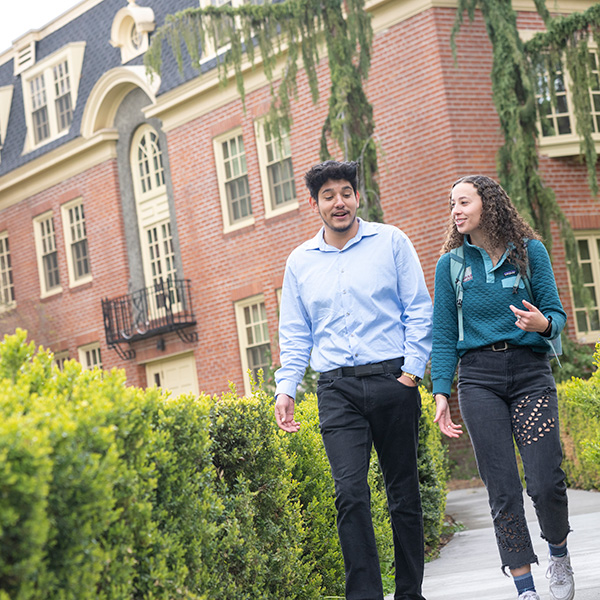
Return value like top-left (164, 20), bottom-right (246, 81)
top-left (317, 370), bottom-right (425, 600)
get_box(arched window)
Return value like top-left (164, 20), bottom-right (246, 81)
top-left (130, 125), bottom-right (176, 294)
top-left (136, 127), bottom-right (165, 195)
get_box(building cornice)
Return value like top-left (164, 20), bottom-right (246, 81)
top-left (0, 130), bottom-right (118, 210)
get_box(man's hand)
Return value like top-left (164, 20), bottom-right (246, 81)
top-left (275, 393), bottom-right (300, 433)
top-left (397, 374), bottom-right (418, 387)
top-left (433, 394), bottom-right (463, 438)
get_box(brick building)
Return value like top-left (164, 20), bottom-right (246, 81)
top-left (0, 0), bottom-right (598, 400)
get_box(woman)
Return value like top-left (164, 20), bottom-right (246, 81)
top-left (431, 175), bottom-right (574, 600)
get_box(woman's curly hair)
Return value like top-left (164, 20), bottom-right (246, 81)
top-left (441, 175), bottom-right (540, 276)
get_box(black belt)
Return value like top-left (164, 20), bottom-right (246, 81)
top-left (477, 341), bottom-right (522, 352)
top-left (320, 358), bottom-right (404, 378)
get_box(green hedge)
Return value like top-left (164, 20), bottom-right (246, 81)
top-left (0, 330), bottom-right (448, 599)
top-left (557, 343), bottom-right (600, 490)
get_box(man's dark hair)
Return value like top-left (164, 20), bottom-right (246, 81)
top-left (304, 160), bottom-right (358, 200)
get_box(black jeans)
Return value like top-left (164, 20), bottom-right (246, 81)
top-left (317, 371), bottom-right (425, 600)
top-left (458, 346), bottom-right (570, 572)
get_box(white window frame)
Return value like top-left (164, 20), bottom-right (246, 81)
top-left (522, 30), bottom-right (600, 158)
top-left (569, 231), bottom-right (600, 344)
top-left (78, 343), bottom-right (102, 370)
top-left (61, 198), bottom-right (92, 288)
top-left (234, 295), bottom-right (271, 395)
top-left (130, 125), bottom-right (178, 291)
top-left (213, 128), bottom-right (255, 233)
top-left (255, 121), bottom-right (298, 219)
top-left (0, 231), bottom-right (15, 312)
top-left (199, 0), bottom-right (238, 63)
top-left (33, 210), bottom-right (62, 298)
top-left (21, 42), bottom-right (85, 152)
top-left (199, 0), bottom-right (266, 62)
top-left (52, 351), bottom-right (69, 371)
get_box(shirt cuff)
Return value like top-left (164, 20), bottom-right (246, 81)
top-left (275, 379), bottom-right (299, 400)
top-left (402, 358), bottom-right (427, 379)
top-left (432, 378), bottom-right (453, 397)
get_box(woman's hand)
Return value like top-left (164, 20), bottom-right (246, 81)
top-left (433, 394), bottom-right (463, 438)
top-left (509, 299), bottom-right (550, 333)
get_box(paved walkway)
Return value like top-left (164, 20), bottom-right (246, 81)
top-left (387, 486), bottom-right (600, 599)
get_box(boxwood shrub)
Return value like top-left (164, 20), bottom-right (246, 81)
top-left (557, 343), bottom-right (600, 490)
top-left (0, 330), bottom-right (448, 599)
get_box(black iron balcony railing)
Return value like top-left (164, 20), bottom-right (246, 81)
top-left (102, 278), bottom-right (197, 359)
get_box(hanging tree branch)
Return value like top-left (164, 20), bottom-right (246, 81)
top-left (144, 0), bottom-right (383, 221)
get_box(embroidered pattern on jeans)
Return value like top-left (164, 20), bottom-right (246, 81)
top-left (495, 510), bottom-right (533, 554)
top-left (511, 388), bottom-right (555, 446)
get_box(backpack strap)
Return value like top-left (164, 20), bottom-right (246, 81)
top-left (449, 246), bottom-right (466, 341)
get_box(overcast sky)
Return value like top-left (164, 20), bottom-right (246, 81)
top-left (1, 0), bottom-right (81, 53)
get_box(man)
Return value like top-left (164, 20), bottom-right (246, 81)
top-left (275, 160), bottom-right (433, 600)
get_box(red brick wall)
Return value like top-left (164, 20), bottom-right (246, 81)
top-left (0, 160), bottom-right (142, 385)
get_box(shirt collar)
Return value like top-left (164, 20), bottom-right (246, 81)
top-left (306, 218), bottom-right (379, 252)
top-left (464, 237), bottom-right (510, 272)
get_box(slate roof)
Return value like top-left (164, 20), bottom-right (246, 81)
top-left (0, 0), bottom-right (209, 178)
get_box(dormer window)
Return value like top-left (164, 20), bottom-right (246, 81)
top-left (21, 42), bottom-right (85, 152)
top-left (110, 0), bottom-right (155, 64)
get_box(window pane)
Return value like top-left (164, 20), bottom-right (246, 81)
top-left (556, 95), bottom-right (569, 113)
top-left (33, 107), bottom-right (50, 143)
top-left (576, 310), bottom-right (588, 332)
top-left (578, 239), bottom-right (590, 261)
top-left (136, 129), bottom-right (165, 194)
top-left (43, 252), bottom-right (60, 290)
top-left (557, 116), bottom-right (571, 135)
top-left (73, 240), bottom-right (89, 279)
top-left (226, 176), bottom-right (252, 223)
top-left (0, 235), bottom-right (14, 305)
top-left (38, 216), bottom-right (60, 291)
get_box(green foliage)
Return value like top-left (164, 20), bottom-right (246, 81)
top-left (144, 0), bottom-right (383, 221)
top-left (418, 390), bottom-right (450, 556)
top-left (207, 385), bottom-right (320, 599)
top-left (0, 330), bottom-right (449, 599)
top-left (287, 395), bottom-right (344, 596)
top-left (551, 330), bottom-right (596, 383)
top-left (0, 330), bottom-right (218, 600)
top-left (557, 343), bottom-right (600, 490)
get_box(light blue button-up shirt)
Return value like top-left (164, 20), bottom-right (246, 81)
top-left (275, 218), bottom-right (433, 399)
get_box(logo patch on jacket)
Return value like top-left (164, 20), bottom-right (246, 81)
top-left (503, 269), bottom-right (517, 277)
top-left (463, 266), bottom-right (473, 282)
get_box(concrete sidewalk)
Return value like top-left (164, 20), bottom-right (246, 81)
top-left (387, 486), bottom-right (600, 600)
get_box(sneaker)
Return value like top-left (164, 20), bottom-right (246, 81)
top-left (518, 592), bottom-right (540, 600)
top-left (546, 553), bottom-right (575, 600)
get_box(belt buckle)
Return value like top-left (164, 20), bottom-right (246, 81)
top-left (354, 364), bottom-right (372, 377)
top-left (492, 341), bottom-right (508, 351)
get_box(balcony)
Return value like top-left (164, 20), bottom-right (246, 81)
top-left (102, 278), bottom-right (197, 359)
